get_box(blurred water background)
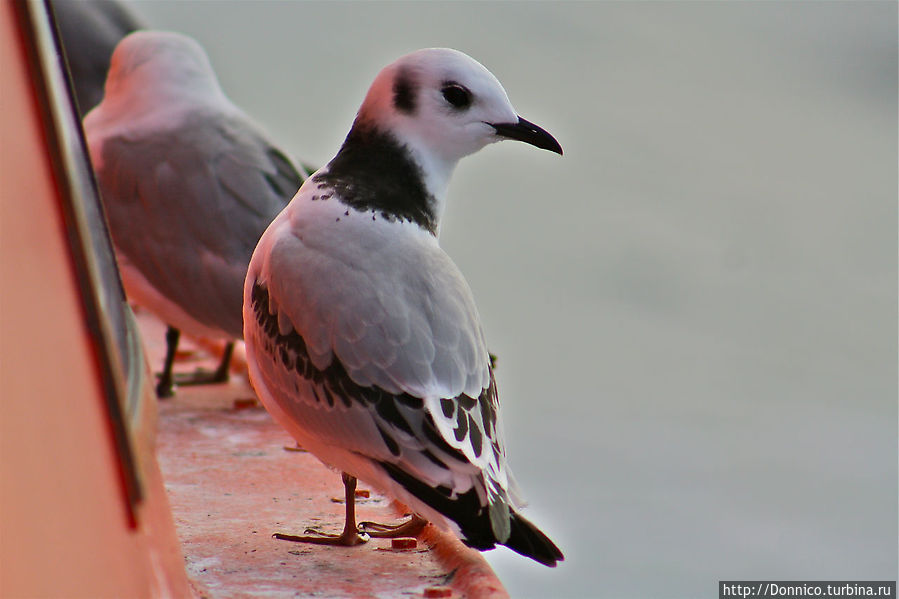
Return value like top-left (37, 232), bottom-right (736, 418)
top-left (122, 2), bottom-right (897, 596)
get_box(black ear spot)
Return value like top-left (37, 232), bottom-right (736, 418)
top-left (393, 68), bottom-right (416, 114)
top-left (441, 82), bottom-right (472, 110)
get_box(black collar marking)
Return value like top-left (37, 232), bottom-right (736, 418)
top-left (313, 123), bottom-right (437, 235)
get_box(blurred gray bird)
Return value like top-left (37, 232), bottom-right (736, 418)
top-left (51, 0), bottom-right (143, 117)
top-left (244, 48), bottom-right (563, 566)
top-left (85, 31), bottom-right (305, 397)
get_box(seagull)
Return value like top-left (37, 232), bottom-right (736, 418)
top-left (85, 31), bottom-right (305, 397)
top-left (243, 48), bottom-right (563, 566)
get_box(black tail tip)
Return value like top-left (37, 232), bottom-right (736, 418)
top-left (502, 512), bottom-right (564, 567)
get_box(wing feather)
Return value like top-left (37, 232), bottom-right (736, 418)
top-left (89, 106), bottom-right (303, 339)
top-left (245, 190), bottom-right (523, 541)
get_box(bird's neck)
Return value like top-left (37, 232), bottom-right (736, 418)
top-left (316, 122), bottom-right (457, 236)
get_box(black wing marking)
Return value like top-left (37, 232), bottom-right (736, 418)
top-left (251, 281), bottom-right (469, 468)
top-left (250, 283), bottom-right (563, 566)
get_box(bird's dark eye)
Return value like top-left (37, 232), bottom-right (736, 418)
top-left (441, 83), bottom-right (472, 109)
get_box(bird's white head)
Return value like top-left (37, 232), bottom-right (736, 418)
top-left (102, 31), bottom-right (224, 106)
top-left (354, 48), bottom-right (562, 196)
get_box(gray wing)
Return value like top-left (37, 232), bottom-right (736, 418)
top-left (245, 209), bottom-right (520, 535)
top-left (96, 110), bottom-right (303, 339)
top-left (263, 213), bottom-right (490, 400)
top-left (51, 0), bottom-right (143, 115)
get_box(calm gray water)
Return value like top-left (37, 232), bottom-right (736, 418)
top-left (125, 2), bottom-right (898, 596)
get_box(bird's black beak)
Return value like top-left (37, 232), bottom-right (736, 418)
top-left (489, 116), bottom-right (563, 155)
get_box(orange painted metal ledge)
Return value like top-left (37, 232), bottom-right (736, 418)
top-left (139, 311), bottom-right (509, 598)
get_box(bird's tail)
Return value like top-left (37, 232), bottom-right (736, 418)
top-left (500, 511), bottom-right (564, 567)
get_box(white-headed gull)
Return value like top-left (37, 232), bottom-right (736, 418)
top-left (244, 48), bottom-right (563, 566)
top-left (85, 31), bottom-right (306, 397)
